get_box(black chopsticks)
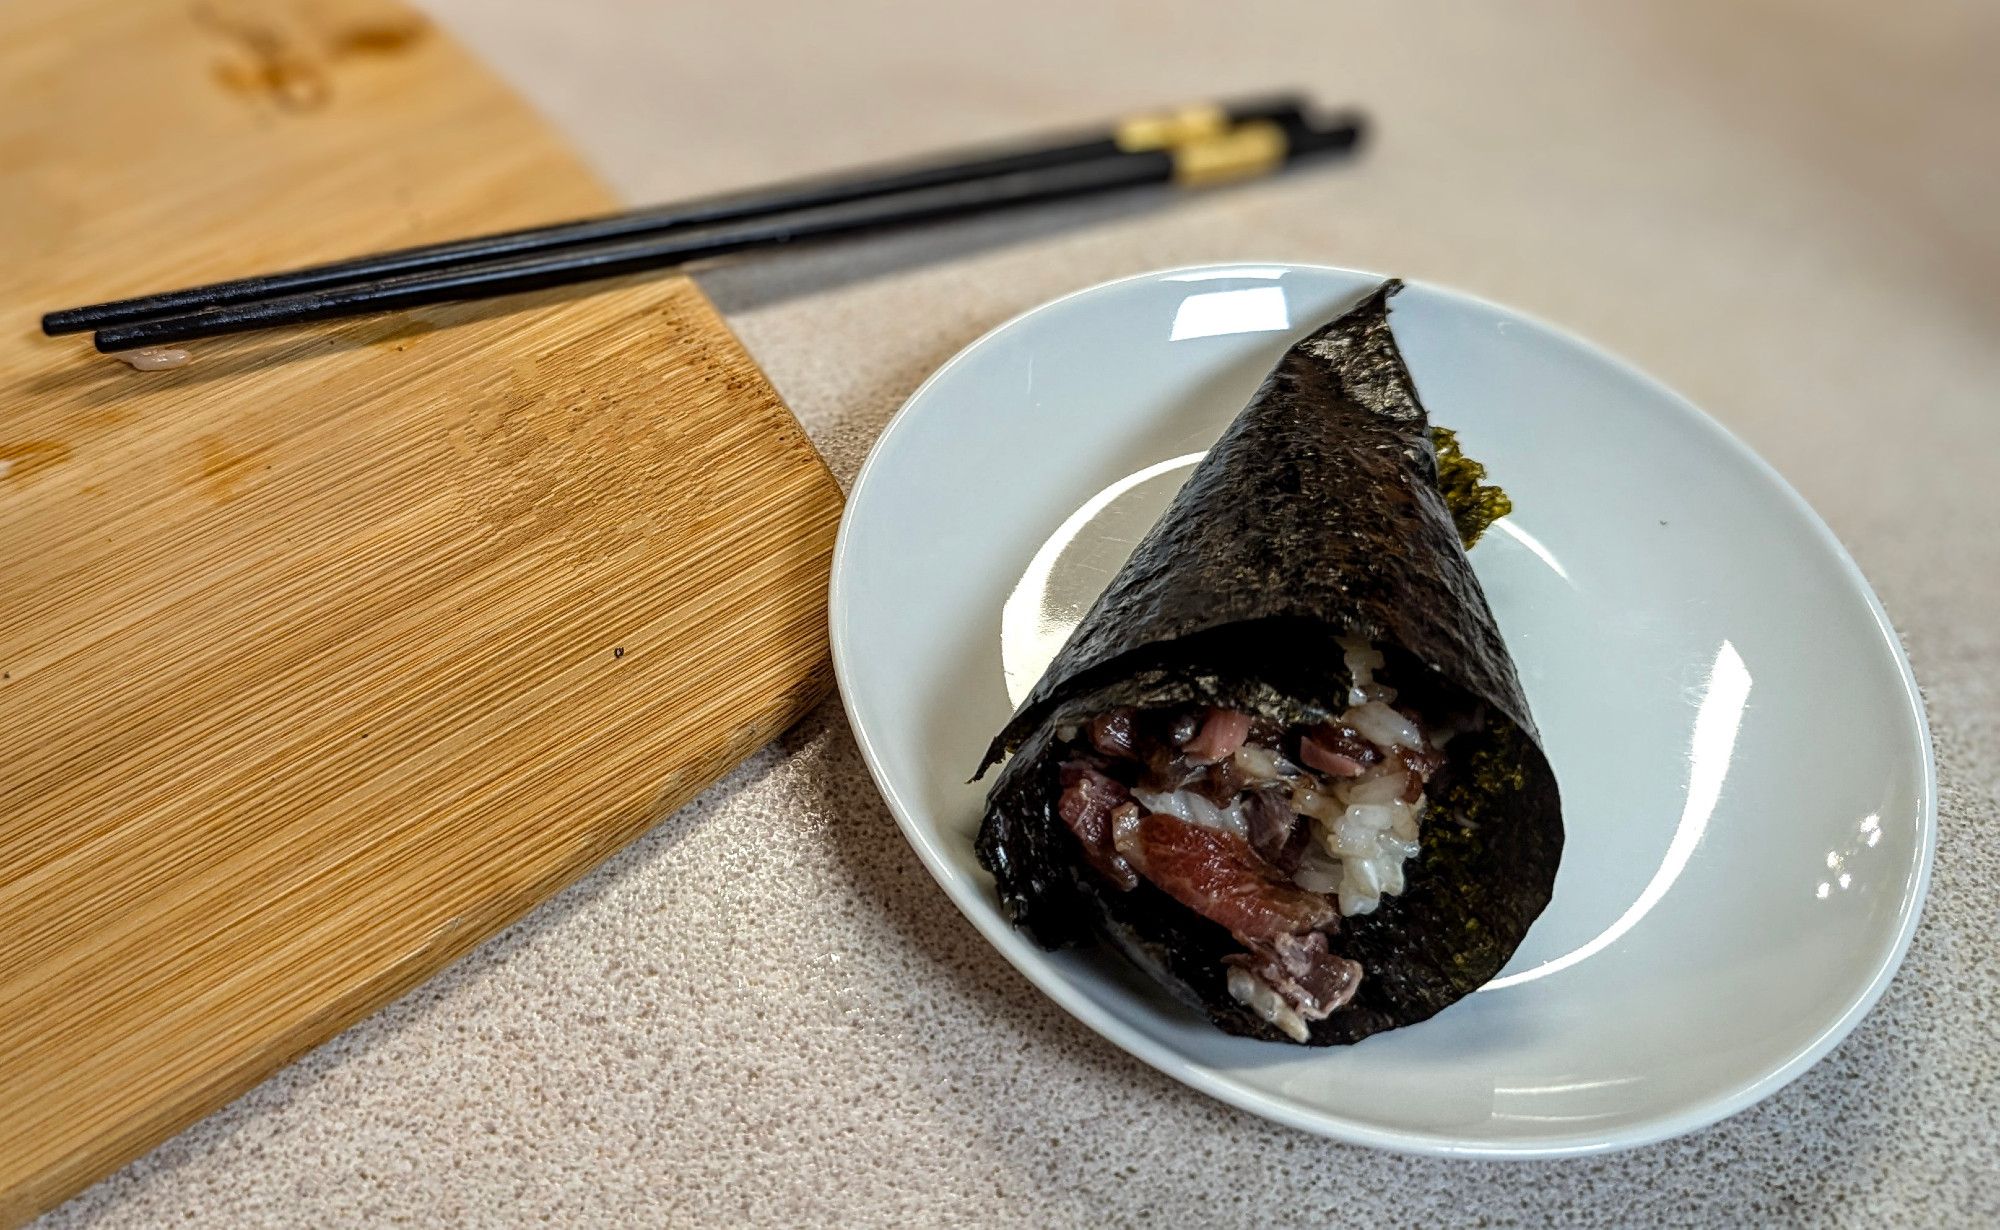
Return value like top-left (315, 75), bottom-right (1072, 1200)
top-left (47, 96), bottom-right (1366, 352)
top-left (45, 93), bottom-right (1310, 338)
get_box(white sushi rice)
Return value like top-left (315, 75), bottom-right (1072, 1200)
top-left (1133, 788), bottom-right (1249, 840)
top-left (1345, 700), bottom-right (1426, 753)
top-left (1308, 762), bottom-right (1426, 916)
top-left (1227, 965), bottom-right (1310, 1042)
top-left (1231, 743), bottom-right (1285, 782)
top-left (1285, 639), bottom-right (1432, 914)
top-left (1340, 636), bottom-right (1386, 706)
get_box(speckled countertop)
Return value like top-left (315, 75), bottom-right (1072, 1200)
top-left (42, 1), bottom-right (2000, 1225)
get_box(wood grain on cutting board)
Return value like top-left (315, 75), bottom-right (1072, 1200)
top-left (0, 0), bottom-right (841, 1220)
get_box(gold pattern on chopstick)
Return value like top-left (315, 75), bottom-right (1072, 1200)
top-left (1171, 119), bottom-right (1289, 186)
top-left (1113, 103), bottom-right (1230, 152)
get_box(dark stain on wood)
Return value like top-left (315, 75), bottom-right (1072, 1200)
top-left (197, 435), bottom-right (269, 502)
top-left (366, 318), bottom-right (440, 350)
top-left (327, 15), bottom-right (428, 57)
top-left (197, 1), bottom-right (331, 112)
top-left (199, 3), bottom-right (430, 110)
top-left (200, 4), bottom-right (428, 111)
top-left (0, 440), bottom-right (72, 482)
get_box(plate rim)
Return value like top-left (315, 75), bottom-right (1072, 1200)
top-left (827, 261), bottom-right (1937, 1158)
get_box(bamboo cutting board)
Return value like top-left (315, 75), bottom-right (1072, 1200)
top-left (0, 0), bottom-right (842, 1220)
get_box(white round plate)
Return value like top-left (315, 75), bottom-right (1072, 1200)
top-left (828, 264), bottom-right (1934, 1157)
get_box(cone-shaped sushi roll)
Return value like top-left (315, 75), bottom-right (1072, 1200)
top-left (974, 280), bottom-right (1561, 1045)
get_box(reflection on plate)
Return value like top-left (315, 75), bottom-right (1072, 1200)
top-left (830, 264), bottom-right (1933, 1156)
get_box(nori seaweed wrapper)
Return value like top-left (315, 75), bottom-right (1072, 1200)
top-left (973, 280), bottom-right (1562, 1045)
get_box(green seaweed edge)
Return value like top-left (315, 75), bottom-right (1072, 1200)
top-left (1430, 426), bottom-right (1512, 548)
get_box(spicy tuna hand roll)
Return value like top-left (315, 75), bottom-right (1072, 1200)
top-left (973, 280), bottom-right (1562, 1045)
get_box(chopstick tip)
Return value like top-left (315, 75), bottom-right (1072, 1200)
top-left (41, 308), bottom-right (85, 336)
